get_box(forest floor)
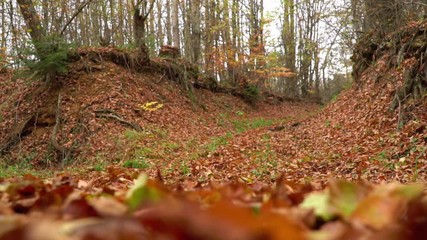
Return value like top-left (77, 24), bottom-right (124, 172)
top-left (1, 57), bottom-right (425, 186)
top-left (1, 21), bottom-right (427, 238)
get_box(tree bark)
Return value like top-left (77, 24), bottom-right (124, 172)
top-left (16, 0), bottom-right (45, 57)
top-left (133, 0), bottom-right (155, 49)
top-left (166, 0), bottom-right (172, 45)
top-left (172, 0), bottom-right (180, 48)
top-left (190, 0), bottom-right (201, 63)
top-left (156, 0), bottom-right (164, 47)
top-left (282, 0), bottom-right (297, 97)
top-left (204, 0), bottom-right (214, 78)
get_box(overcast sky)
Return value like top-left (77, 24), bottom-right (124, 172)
top-left (263, 1), bottom-right (283, 43)
top-left (264, 0), bottom-right (281, 11)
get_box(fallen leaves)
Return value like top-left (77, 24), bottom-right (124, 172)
top-left (1, 173), bottom-right (427, 239)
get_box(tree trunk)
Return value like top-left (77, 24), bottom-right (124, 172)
top-left (204, 0), bottom-right (214, 78)
top-left (190, 0), bottom-right (201, 64)
top-left (117, 0), bottom-right (125, 46)
top-left (351, 0), bottom-right (362, 38)
top-left (156, 0), bottom-right (164, 47)
top-left (172, 0), bottom-right (180, 48)
top-left (16, 0), bottom-right (45, 57)
top-left (1, 0), bottom-right (5, 49)
top-left (182, 0), bottom-right (191, 60)
top-left (282, 0), bottom-right (297, 96)
top-left (133, 0), bottom-right (155, 65)
top-left (166, 0), bottom-right (172, 45)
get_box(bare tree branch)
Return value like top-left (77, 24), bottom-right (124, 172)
top-left (143, 0), bottom-right (156, 20)
top-left (60, 0), bottom-right (96, 37)
top-left (134, 0), bottom-right (156, 20)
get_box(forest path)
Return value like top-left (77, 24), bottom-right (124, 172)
top-left (78, 100), bottom-right (322, 187)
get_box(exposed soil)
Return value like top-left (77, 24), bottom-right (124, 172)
top-left (0, 51), bottom-right (318, 181)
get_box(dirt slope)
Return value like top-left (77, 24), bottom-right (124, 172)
top-left (2, 22), bottom-right (427, 186)
top-left (0, 52), bottom-right (318, 179)
top-left (192, 22), bottom-right (427, 185)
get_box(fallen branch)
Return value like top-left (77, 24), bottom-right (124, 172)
top-left (94, 109), bottom-right (143, 132)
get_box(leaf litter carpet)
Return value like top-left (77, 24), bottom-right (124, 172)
top-left (0, 44), bottom-right (427, 239)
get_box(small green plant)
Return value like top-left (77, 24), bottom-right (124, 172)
top-left (251, 118), bottom-right (273, 129)
top-left (233, 118), bottom-right (273, 133)
top-left (184, 137), bottom-right (198, 150)
top-left (262, 134), bottom-right (271, 142)
top-left (299, 155), bottom-right (314, 163)
top-left (413, 146), bottom-right (427, 181)
top-left (148, 127), bottom-right (169, 139)
top-left (327, 153), bottom-right (342, 161)
top-left (0, 153), bottom-right (52, 178)
top-left (353, 145), bottom-right (362, 153)
top-left (93, 162), bottom-right (106, 171)
top-left (242, 84), bottom-right (260, 104)
top-left (216, 113), bottom-right (230, 127)
top-left (162, 142), bottom-right (180, 154)
top-left (236, 111), bottom-right (245, 116)
top-left (134, 147), bottom-right (154, 158)
top-left (205, 132), bottom-right (233, 153)
top-left (124, 129), bottom-right (145, 141)
top-left (331, 94), bottom-right (339, 103)
top-left (180, 161), bottom-right (191, 176)
top-left (123, 158), bottom-right (150, 169)
top-left (23, 35), bottom-right (71, 79)
top-left (116, 43), bottom-right (136, 51)
top-left (372, 151), bottom-right (393, 169)
top-left (247, 141), bottom-right (278, 179)
top-left (376, 151), bottom-right (388, 160)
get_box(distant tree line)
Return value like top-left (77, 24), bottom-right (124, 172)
top-left (1, 0), bottom-right (425, 99)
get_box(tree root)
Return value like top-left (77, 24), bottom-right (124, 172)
top-left (389, 60), bottom-right (427, 112)
top-left (149, 59), bottom-right (196, 92)
top-left (68, 48), bottom-right (150, 72)
top-left (51, 94), bottom-right (70, 162)
top-left (69, 48), bottom-right (264, 105)
top-left (94, 109), bottom-right (143, 132)
top-left (0, 83), bottom-right (52, 155)
top-left (70, 49), bottom-right (197, 93)
top-left (0, 115), bottom-right (35, 154)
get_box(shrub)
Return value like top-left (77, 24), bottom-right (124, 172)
top-left (242, 84), bottom-right (260, 104)
top-left (23, 35), bottom-right (71, 79)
